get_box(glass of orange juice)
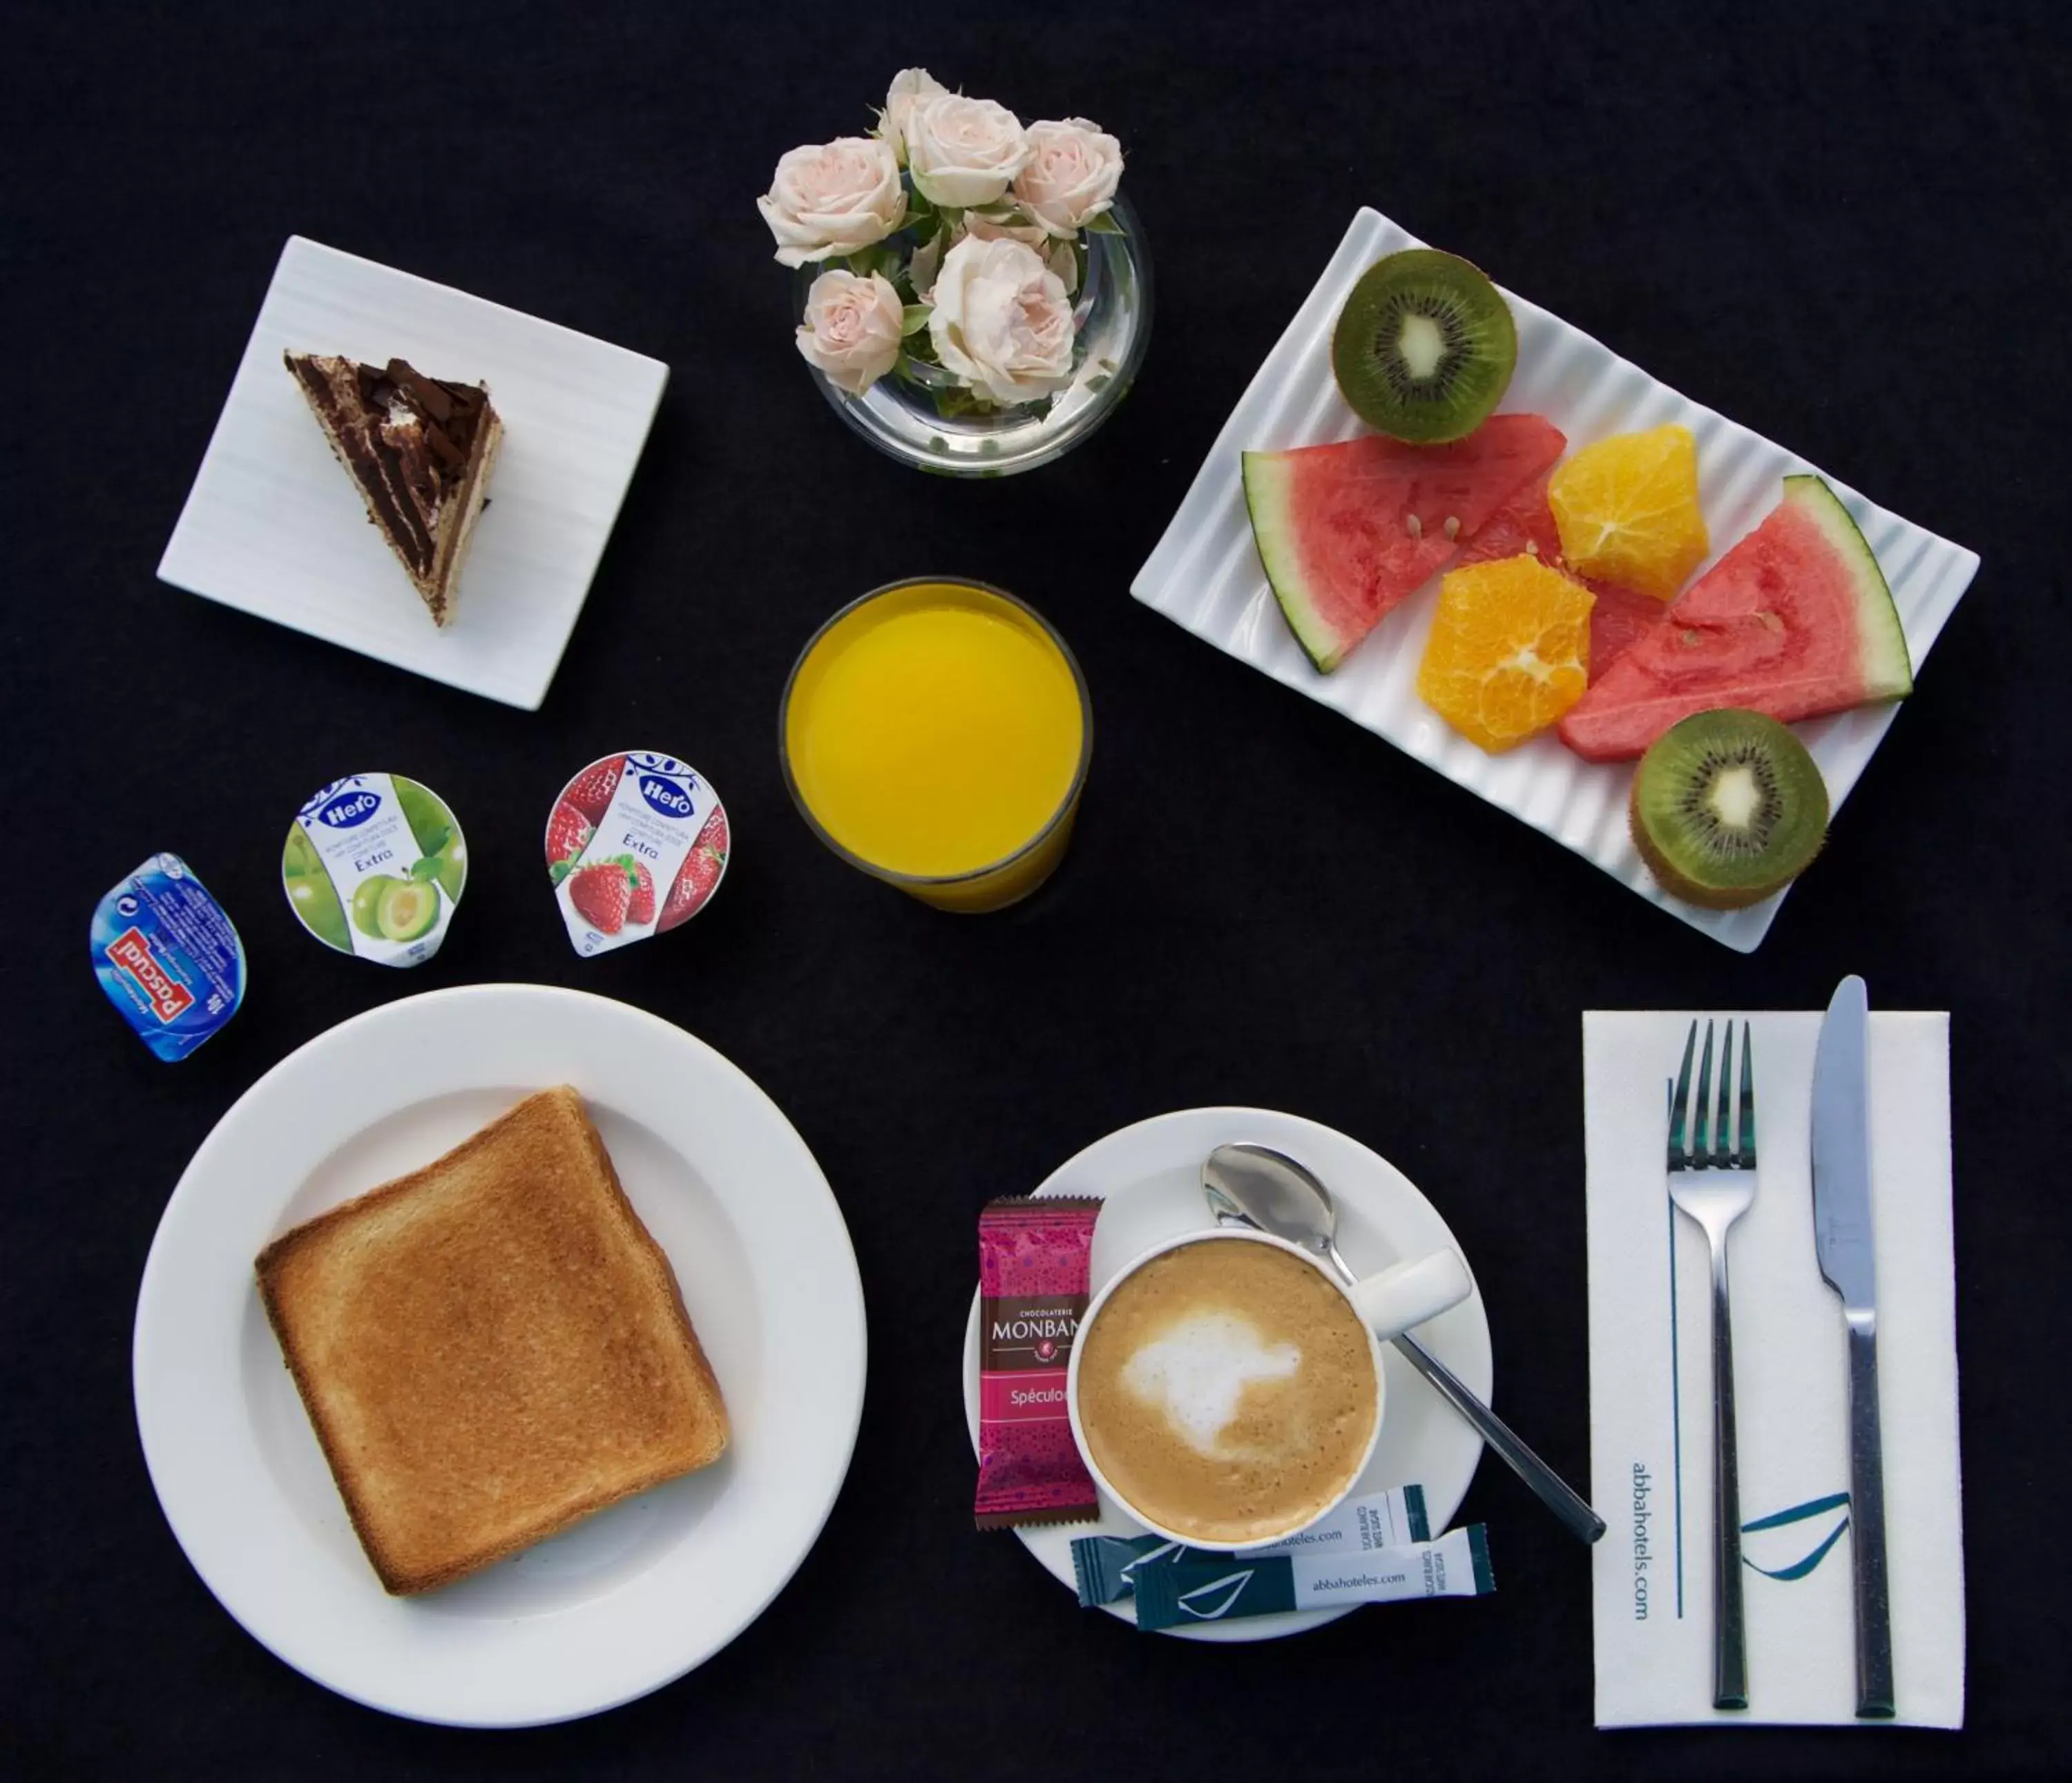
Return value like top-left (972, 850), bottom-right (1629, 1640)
top-left (780, 578), bottom-right (1093, 912)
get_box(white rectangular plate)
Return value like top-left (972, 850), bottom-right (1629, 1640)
top-left (1132, 208), bottom-right (1979, 950)
top-left (160, 236), bottom-right (669, 711)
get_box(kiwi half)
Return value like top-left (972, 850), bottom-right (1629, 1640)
top-left (1331, 249), bottom-right (1517, 443)
top-left (1629, 710), bottom-right (1830, 909)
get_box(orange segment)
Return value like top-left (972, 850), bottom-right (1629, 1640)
top-left (1417, 555), bottom-right (1595, 752)
top-left (1546, 424), bottom-right (1708, 600)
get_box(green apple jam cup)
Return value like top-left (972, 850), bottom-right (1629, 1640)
top-left (282, 773), bottom-right (468, 967)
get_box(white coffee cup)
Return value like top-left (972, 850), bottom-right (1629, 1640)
top-left (1066, 1226), bottom-right (1472, 1550)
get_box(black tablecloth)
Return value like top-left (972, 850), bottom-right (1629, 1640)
top-left (9, 3), bottom-right (2068, 1776)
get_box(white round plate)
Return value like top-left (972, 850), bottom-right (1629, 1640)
top-left (961, 1108), bottom-right (1491, 1641)
top-left (135, 985), bottom-right (866, 1726)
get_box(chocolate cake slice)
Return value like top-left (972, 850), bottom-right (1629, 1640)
top-left (285, 353), bottom-right (503, 626)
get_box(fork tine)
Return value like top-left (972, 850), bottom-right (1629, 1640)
top-left (1694, 1021), bottom-right (1716, 1164)
top-left (1669, 1021), bottom-right (1698, 1168)
top-left (1738, 1021), bottom-right (1756, 1168)
top-left (1714, 1021), bottom-right (1735, 1168)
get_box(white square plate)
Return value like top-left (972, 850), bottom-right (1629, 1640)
top-left (1132, 208), bottom-right (1980, 951)
top-left (160, 237), bottom-right (669, 710)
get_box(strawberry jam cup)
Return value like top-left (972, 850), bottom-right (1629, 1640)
top-left (544, 752), bottom-right (729, 956)
top-left (780, 579), bottom-right (1093, 913)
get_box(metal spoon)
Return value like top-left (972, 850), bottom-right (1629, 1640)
top-left (1203, 1142), bottom-right (1605, 1544)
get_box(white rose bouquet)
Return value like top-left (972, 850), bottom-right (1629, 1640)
top-left (758, 70), bottom-right (1126, 415)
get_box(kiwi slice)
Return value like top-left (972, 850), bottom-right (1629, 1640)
top-left (1629, 710), bottom-right (1830, 908)
top-left (1331, 249), bottom-right (1517, 444)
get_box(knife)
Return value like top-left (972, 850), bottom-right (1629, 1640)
top-left (1810, 975), bottom-right (1896, 1719)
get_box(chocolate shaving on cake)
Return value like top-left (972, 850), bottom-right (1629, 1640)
top-left (283, 351), bottom-right (503, 626)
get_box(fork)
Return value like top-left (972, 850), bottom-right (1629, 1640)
top-left (1667, 1018), bottom-right (1756, 1712)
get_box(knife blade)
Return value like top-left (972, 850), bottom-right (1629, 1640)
top-left (1812, 977), bottom-right (1876, 1311)
top-left (1811, 974), bottom-right (1895, 1718)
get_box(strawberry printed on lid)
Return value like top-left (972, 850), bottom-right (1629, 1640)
top-left (546, 751), bottom-right (729, 955)
top-left (565, 862), bottom-right (632, 934)
top-left (545, 799), bottom-right (593, 871)
top-left (626, 860), bottom-right (656, 927)
top-left (658, 830), bottom-right (729, 932)
top-left (564, 755), bottom-right (625, 825)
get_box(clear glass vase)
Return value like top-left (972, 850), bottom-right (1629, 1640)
top-left (796, 196), bottom-right (1152, 478)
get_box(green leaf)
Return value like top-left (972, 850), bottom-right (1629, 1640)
top-left (840, 244), bottom-right (899, 282)
top-left (409, 856), bottom-right (442, 883)
top-left (901, 304), bottom-right (932, 337)
top-left (548, 858), bottom-right (575, 885)
top-left (928, 380), bottom-right (998, 421)
top-left (1083, 209), bottom-right (1126, 237)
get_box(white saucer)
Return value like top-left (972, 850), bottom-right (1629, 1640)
top-left (134, 985), bottom-right (865, 1726)
top-left (961, 1107), bottom-right (1491, 1640)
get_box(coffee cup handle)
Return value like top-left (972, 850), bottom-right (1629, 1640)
top-left (1349, 1249), bottom-right (1473, 1340)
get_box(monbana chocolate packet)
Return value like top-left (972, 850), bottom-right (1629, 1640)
top-left (975, 1195), bottom-right (1102, 1530)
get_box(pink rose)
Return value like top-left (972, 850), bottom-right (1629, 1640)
top-left (757, 137), bottom-right (906, 267)
top-left (1012, 118), bottom-right (1124, 238)
top-left (795, 269), bottom-right (905, 395)
top-left (928, 235), bottom-right (1075, 406)
top-left (905, 95), bottom-right (1030, 209)
top-left (961, 211), bottom-right (1049, 248)
top-left (877, 68), bottom-right (948, 165)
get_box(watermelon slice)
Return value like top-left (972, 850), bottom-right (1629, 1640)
top-left (1584, 581), bottom-right (1671, 684)
top-left (1243, 414), bottom-right (1566, 671)
top-left (1557, 476), bottom-right (1912, 762)
top-left (1457, 468), bottom-right (1565, 568)
top-left (1457, 470), bottom-right (1669, 682)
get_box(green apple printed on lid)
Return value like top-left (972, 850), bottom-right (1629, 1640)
top-left (283, 774), bottom-right (466, 967)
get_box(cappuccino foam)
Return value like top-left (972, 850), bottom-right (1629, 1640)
top-left (1076, 1240), bottom-right (1378, 1545)
top-left (1122, 1312), bottom-right (1299, 1454)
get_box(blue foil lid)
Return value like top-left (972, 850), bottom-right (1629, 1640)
top-left (90, 853), bottom-right (246, 1061)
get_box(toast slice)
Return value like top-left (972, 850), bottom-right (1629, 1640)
top-left (256, 1086), bottom-right (727, 1594)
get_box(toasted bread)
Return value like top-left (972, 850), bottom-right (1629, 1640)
top-left (255, 1085), bottom-right (727, 1595)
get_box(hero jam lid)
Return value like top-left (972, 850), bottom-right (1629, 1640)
top-left (282, 773), bottom-right (467, 967)
top-left (545, 751), bottom-right (730, 956)
top-left (90, 853), bottom-right (245, 1061)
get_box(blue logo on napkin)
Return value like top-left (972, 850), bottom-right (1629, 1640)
top-left (1666, 1205), bottom-right (1852, 1607)
top-left (1743, 1493), bottom-right (1851, 1581)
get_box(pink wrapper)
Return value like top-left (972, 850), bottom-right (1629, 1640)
top-left (975, 1196), bottom-right (1102, 1531)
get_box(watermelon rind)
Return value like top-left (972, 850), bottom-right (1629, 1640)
top-left (1243, 450), bottom-right (1346, 672)
top-left (1783, 474), bottom-right (1914, 700)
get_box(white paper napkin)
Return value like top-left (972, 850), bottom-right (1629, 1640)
top-left (1584, 1011), bottom-right (1964, 1728)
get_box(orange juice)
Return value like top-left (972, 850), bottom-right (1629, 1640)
top-left (781, 580), bottom-right (1091, 911)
